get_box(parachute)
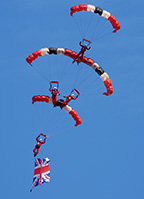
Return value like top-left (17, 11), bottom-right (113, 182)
top-left (26, 47), bottom-right (113, 96)
top-left (70, 4), bottom-right (120, 33)
top-left (32, 95), bottom-right (82, 127)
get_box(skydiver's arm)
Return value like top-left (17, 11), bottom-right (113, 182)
top-left (41, 139), bottom-right (46, 144)
top-left (36, 135), bottom-right (40, 142)
top-left (57, 90), bottom-right (60, 95)
top-left (49, 88), bottom-right (52, 92)
top-left (79, 42), bottom-right (83, 47)
top-left (73, 96), bottom-right (78, 100)
top-left (87, 46), bottom-right (91, 50)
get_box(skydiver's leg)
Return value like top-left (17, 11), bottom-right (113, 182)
top-left (72, 51), bottom-right (82, 63)
top-left (36, 148), bottom-right (40, 155)
top-left (79, 51), bottom-right (85, 60)
top-left (34, 148), bottom-right (40, 157)
top-left (52, 95), bottom-right (57, 106)
top-left (56, 99), bottom-right (64, 107)
top-left (33, 146), bottom-right (36, 153)
top-left (33, 146), bottom-right (37, 157)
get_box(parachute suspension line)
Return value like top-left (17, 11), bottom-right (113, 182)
top-left (39, 105), bottom-right (51, 132)
top-left (47, 126), bottom-right (74, 138)
top-left (72, 64), bottom-right (84, 88)
top-left (54, 55), bottom-right (62, 81)
top-left (58, 59), bottom-right (72, 83)
top-left (78, 12), bottom-right (83, 35)
top-left (90, 16), bottom-right (101, 42)
top-left (78, 12), bottom-right (87, 38)
top-left (91, 20), bottom-right (112, 42)
top-left (33, 105), bottom-right (40, 134)
top-left (83, 14), bottom-right (95, 39)
top-left (93, 31), bottom-right (111, 42)
top-left (46, 111), bottom-right (60, 138)
top-left (32, 65), bottom-right (50, 83)
top-left (75, 69), bottom-right (94, 89)
top-left (33, 103), bottom-right (47, 133)
top-left (80, 76), bottom-right (102, 95)
top-left (73, 17), bottom-right (84, 38)
top-left (56, 56), bottom-right (61, 81)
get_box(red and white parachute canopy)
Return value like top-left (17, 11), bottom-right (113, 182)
top-left (70, 4), bottom-right (120, 33)
top-left (26, 47), bottom-right (113, 96)
top-left (32, 95), bottom-right (82, 127)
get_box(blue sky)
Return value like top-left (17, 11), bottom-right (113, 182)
top-left (0, 0), bottom-right (144, 198)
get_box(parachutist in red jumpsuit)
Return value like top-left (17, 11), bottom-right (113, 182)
top-left (61, 94), bottom-right (78, 108)
top-left (72, 42), bottom-right (91, 64)
top-left (33, 134), bottom-right (47, 157)
top-left (49, 87), bottom-right (60, 106)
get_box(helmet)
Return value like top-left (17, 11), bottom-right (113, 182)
top-left (71, 94), bottom-right (74, 97)
top-left (54, 87), bottom-right (57, 90)
top-left (39, 138), bottom-right (42, 142)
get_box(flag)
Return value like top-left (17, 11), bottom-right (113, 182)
top-left (32, 157), bottom-right (50, 189)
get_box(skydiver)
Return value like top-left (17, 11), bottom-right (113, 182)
top-left (61, 93), bottom-right (78, 108)
top-left (72, 41), bottom-right (91, 64)
top-left (49, 86), bottom-right (60, 106)
top-left (33, 133), bottom-right (47, 157)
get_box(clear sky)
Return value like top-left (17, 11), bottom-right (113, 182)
top-left (0, 0), bottom-right (144, 199)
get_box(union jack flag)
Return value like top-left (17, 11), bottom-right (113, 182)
top-left (32, 157), bottom-right (50, 189)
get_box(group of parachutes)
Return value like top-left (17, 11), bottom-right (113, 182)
top-left (26, 3), bottom-right (120, 159)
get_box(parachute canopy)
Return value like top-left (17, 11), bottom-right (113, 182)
top-left (26, 47), bottom-right (113, 96)
top-left (70, 4), bottom-right (120, 33)
top-left (32, 95), bottom-right (82, 127)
